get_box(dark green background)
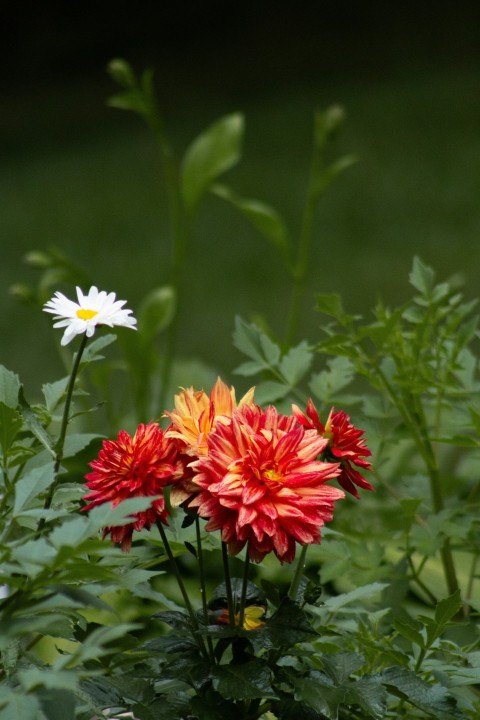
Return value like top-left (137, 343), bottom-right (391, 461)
top-left (2, 2), bottom-right (480, 397)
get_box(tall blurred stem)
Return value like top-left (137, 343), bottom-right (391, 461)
top-left (284, 142), bottom-right (323, 346)
top-left (143, 109), bottom-right (187, 411)
top-left (285, 107), bottom-right (352, 346)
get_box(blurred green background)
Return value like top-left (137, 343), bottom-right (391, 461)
top-left (2, 1), bottom-right (480, 400)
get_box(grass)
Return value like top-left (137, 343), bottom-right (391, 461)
top-left (2, 58), bottom-right (480, 400)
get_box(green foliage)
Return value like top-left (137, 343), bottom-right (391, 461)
top-left (2, 58), bottom-right (480, 719)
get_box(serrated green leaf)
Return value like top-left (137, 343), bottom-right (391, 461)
top-left (13, 464), bottom-right (55, 516)
top-left (0, 366), bottom-right (21, 408)
top-left (87, 496), bottom-right (163, 532)
top-left (315, 293), bottom-right (345, 321)
top-left (18, 667), bottom-right (78, 692)
top-left (48, 514), bottom-right (96, 549)
top-left (144, 635), bottom-right (197, 654)
top-left (347, 678), bottom-right (387, 720)
top-left (293, 671), bottom-right (341, 719)
top-left (280, 341), bottom-right (313, 385)
top-left (378, 666), bottom-right (462, 718)
top-left (309, 356), bottom-right (355, 402)
top-left (321, 652), bottom-right (364, 684)
top-left (323, 583), bottom-right (388, 613)
top-left (42, 377), bottom-right (69, 413)
top-left (409, 256), bottom-right (435, 297)
top-left (394, 614), bottom-right (425, 649)
top-left (0, 402), bottom-right (23, 456)
top-left (58, 623), bottom-right (140, 668)
top-left (181, 113), bottom-right (244, 214)
top-left (0, 693), bottom-right (41, 720)
top-left (234, 359), bottom-right (269, 376)
top-left (252, 597), bottom-right (317, 652)
top-left (18, 387), bottom-right (55, 457)
top-left (80, 333), bottom-right (117, 363)
top-left (254, 381), bottom-right (289, 404)
top-left (426, 589), bottom-right (462, 645)
top-left (62, 433), bottom-right (101, 458)
top-left (232, 316), bottom-right (281, 375)
top-left (259, 332), bottom-right (281, 366)
top-left (10, 536), bottom-right (57, 571)
top-left (211, 659), bottom-right (277, 700)
top-left (38, 689), bottom-right (76, 720)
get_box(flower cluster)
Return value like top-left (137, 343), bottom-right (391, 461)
top-left (83, 378), bottom-right (373, 563)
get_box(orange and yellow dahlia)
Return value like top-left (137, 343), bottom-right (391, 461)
top-left (83, 422), bottom-right (182, 551)
top-left (190, 404), bottom-right (344, 563)
top-left (164, 377), bottom-right (255, 506)
top-left (292, 399), bottom-right (373, 498)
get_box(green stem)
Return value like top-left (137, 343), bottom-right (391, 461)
top-left (288, 544), bottom-right (309, 601)
top-left (156, 520), bottom-right (208, 659)
top-left (37, 333), bottom-right (88, 534)
top-left (463, 552), bottom-right (478, 618)
top-left (407, 555), bottom-right (438, 605)
top-left (221, 541), bottom-right (236, 627)
top-left (195, 516), bottom-right (215, 662)
top-left (285, 191), bottom-right (317, 345)
top-left (368, 354), bottom-right (459, 597)
top-left (416, 417), bottom-right (459, 597)
top-left (145, 107), bottom-right (188, 413)
top-left (238, 547), bottom-right (251, 630)
top-left (284, 153), bottom-right (321, 347)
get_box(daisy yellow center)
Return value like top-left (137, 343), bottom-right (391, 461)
top-left (76, 308), bottom-right (99, 321)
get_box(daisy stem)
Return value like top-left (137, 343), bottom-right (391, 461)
top-left (195, 516), bottom-right (215, 662)
top-left (37, 333), bottom-right (88, 533)
top-left (238, 546), bottom-right (251, 630)
top-left (288, 544), bottom-right (309, 602)
top-left (221, 541), bottom-right (236, 627)
top-left (156, 520), bottom-right (209, 659)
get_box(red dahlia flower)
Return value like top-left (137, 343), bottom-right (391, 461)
top-left (190, 404), bottom-right (344, 563)
top-left (83, 422), bottom-right (182, 551)
top-left (292, 399), bottom-right (373, 498)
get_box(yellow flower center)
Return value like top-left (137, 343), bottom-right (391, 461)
top-left (323, 417), bottom-right (334, 440)
top-left (263, 468), bottom-right (281, 482)
top-left (76, 308), bottom-right (99, 321)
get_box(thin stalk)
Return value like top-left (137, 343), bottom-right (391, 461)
top-left (156, 520), bottom-right (209, 660)
top-left (238, 547), bottom-right (251, 630)
top-left (221, 541), bottom-right (236, 627)
top-left (37, 333), bottom-right (88, 534)
top-left (415, 409), bottom-right (459, 597)
top-left (195, 516), bottom-right (215, 662)
top-left (144, 108), bottom-right (188, 413)
top-left (284, 145), bottom-right (322, 347)
top-left (288, 544), bottom-right (308, 601)
top-left (367, 353), bottom-right (459, 596)
top-left (407, 555), bottom-right (438, 605)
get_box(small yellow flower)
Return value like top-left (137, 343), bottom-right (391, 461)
top-left (214, 604), bottom-right (267, 631)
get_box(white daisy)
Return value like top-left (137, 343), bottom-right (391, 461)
top-left (43, 286), bottom-right (137, 346)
